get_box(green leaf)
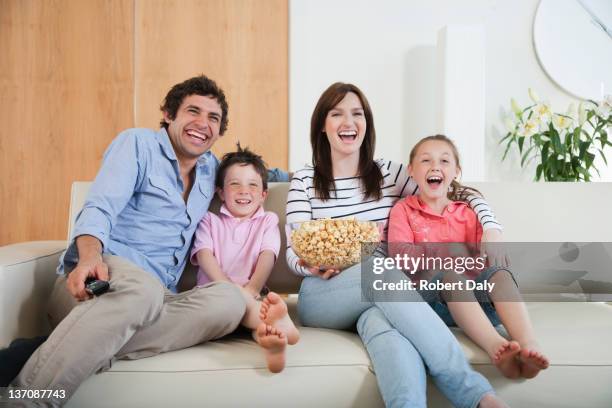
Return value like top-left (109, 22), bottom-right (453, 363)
top-left (499, 132), bottom-right (513, 144)
top-left (579, 141), bottom-right (589, 160)
top-left (518, 136), bottom-right (525, 154)
top-left (551, 131), bottom-right (563, 153)
top-left (573, 127), bottom-right (581, 147)
top-left (502, 137), bottom-right (514, 161)
top-left (521, 145), bottom-right (536, 167)
top-left (536, 163), bottom-right (543, 180)
top-left (600, 149), bottom-right (609, 166)
top-left (586, 152), bottom-right (595, 169)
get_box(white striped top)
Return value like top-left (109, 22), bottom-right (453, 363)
top-left (285, 159), bottom-right (501, 276)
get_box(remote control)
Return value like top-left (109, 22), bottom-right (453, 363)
top-left (85, 277), bottom-right (110, 296)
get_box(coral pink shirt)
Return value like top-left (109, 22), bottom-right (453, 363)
top-left (190, 205), bottom-right (280, 287)
top-left (388, 195), bottom-right (482, 244)
top-left (388, 196), bottom-right (483, 278)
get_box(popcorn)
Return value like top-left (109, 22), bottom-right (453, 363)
top-left (290, 219), bottom-right (381, 269)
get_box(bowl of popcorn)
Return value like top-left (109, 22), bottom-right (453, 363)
top-left (289, 219), bottom-right (382, 269)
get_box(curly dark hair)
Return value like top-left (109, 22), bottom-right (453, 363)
top-left (160, 74), bottom-right (229, 135)
top-left (216, 143), bottom-right (269, 191)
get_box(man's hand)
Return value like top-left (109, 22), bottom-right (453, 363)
top-left (480, 228), bottom-right (511, 268)
top-left (298, 259), bottom-right (340, 280)
top-left (66, 235), bottom-right (109, 301)
top-left (66, 257), bottom-right (109, 301)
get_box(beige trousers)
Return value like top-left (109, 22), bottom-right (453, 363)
top-left (11, 255), bottom-right (246, 407)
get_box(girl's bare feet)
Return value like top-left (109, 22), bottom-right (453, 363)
top-left (518, 344), bottom-right (549, 379)
top-left (259, 292), bottom-right (300, 345)
top-left (490, 340), bottom-right (521, 379)
top-left (478, 392), bottom-right (509, 408)
top-left (255, 323), bottom-right (286, 373)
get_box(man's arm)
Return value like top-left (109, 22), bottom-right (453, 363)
top-left (267, 168), bottom-right (292, 182)
top-left (66, 235), bottom-right (109, 301)
top-left (63, 132), bottom-right (143, 299)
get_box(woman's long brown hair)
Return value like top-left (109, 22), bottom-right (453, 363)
top-left (310, 83), bottom-right (383, 200)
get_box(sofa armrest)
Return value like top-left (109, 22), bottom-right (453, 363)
top-left (0, 241), bottom-right (66, 347)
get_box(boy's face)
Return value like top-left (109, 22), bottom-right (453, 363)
top-left (217, 164), bottom-right (267, 220)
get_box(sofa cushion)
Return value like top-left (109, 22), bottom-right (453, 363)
top-left (65, 299), bottom-right (612, 408)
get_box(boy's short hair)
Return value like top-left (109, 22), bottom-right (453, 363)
top-left (216, 143), bottom-right (268, 190)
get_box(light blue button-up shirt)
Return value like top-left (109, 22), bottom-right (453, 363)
top-left (58, 128), bottom-right (218, 292)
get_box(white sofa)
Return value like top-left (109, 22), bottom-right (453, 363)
top-left (1, 182), bottom-right (612, 407)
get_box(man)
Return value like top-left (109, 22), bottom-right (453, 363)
top-left (9, 75), bottom-right (283, 407)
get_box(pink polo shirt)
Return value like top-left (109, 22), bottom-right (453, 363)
top-left (190, 205), bottom-right (280, 287)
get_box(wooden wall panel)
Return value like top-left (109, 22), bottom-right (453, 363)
top-left (134, 0), bottom-right (288, 169)
top-left (0, 0), bottom-right (289, 246)
top-left (0, 0), bottom-right (134, 245)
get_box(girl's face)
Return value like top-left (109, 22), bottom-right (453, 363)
top-left (217, 164), bottom-right (267, 220)
top-left (409, 140), bottom-right (460, 201)
top-left (323, 92), bottom-right (367, 158)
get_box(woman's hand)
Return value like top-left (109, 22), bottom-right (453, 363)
top-left (480, 229), bottom-right (511, 268)
top-left (298, 260), bottom-right (341, 280)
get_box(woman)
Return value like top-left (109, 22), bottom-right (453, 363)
top-left (286, 83), bottom-right (507, 408)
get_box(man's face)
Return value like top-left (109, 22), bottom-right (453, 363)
top-left (164, 94), bottom-right (223, 163)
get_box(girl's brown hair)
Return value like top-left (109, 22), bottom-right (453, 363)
top-left (409, 134), bottom-right (482, 202)
top-left (310, 82), bottom-right (383, 200)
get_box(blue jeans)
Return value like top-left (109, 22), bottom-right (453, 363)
top-left (424, 266), bottom-right (517, 327)
top-left (298, 263), bottom-right (493, 408)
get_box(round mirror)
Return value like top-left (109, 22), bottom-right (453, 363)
top-left (533, 0), bottom-right (612, 100)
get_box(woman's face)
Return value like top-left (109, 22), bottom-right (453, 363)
top-left (323, 92), bottom-right (367, 158)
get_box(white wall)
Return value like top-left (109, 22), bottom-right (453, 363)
top-left (289, 0), bottom-right (611, 181)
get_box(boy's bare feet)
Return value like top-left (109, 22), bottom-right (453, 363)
top-left (490, 340), bottom-right (521, 379)
top-left (259, 292), bottom-right (300, 345)
top-left (478, 392), bottom-right (509, 408)
top-left (518, 344), bottom-right (549, 379)
top-left (255, 323), bottom-right (286, 373)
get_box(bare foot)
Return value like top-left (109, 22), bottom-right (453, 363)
top-left (491, 340), bottom-right (521, 379)
top-left (255, 323), bottom-right (287, 373)
top-left (478, 393), bottom-right (509, 408)
top-left (518, 345), bottom-right (549, 379)
top-left (259, 292), bottom-right (300, 345)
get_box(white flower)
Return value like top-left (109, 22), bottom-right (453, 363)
top-left (510, 98), bottom-right (522, 116)
top-left (534, 102), bottom-right (552, 122)
top-left (518, 117), bottom-right (539, 137)
top-left (596, 95), bottom-right (612, 118)
top-left (553, 114), bottom-right (573, 131)
top-left (528, 88), bottom-right (540, 103)
top-left (504, 117), bottom-right (516, 133)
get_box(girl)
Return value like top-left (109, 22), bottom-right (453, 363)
top-left (388, 134), bottom-right (549, 379)
top-left (287, 83), bottom-right (508, 408)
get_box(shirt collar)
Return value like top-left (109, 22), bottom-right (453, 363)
top-left (156, 127), bottom-right (212, 169)
top-left (219, 204), bottom-right (266, 220)
top-left (404, 195), bottom-right (466, 215)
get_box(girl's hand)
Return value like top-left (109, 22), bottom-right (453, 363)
top-left (298, 259), bottom-right (341, 280)
top-left (480, 229), bottom-right (511, 268)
